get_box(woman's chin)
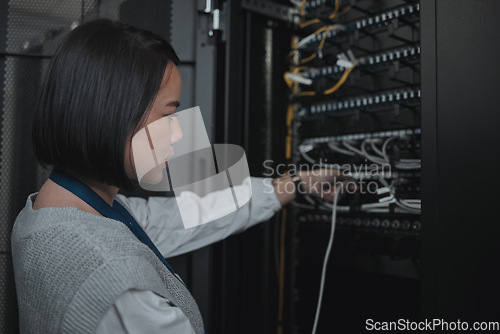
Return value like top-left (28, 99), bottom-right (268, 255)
top-left (140, 164), bottom-right (165, 185)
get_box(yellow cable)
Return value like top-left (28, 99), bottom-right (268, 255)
top-left (279, 36), bottom-right (297, 333)
top-left (284, 66), bottom-right (310, 92)
top-left (289, 36), bottom-right (300, 66)
top-left (300, 53), bottom-right (317, 64)
top-left (323, 65), bottom-right (355, 95)
top-left (329, 0), bottom-right (351, 20)
top-left (337, 6), bottom-right (352, 17)
top-left (292, 81), bottom-right (299, 95)
top-left (328, 0), bottom-right (341, 19)
top-left (283, 72), bottom-right (293, 90)
top-left (291, 26), bottom-right (331, 65)
top-left (291, 61), bottom-right (359, 96)
top-left (313, 25), bottom-right (330, 35)
top-left (296, 90), bottom-right (316, 97)
top-left (292, 66), bottom-right (309, 73)
top-left (274, 212), bottom-right (281, 281)
top-left (300, 18), bottom-right (321, 28)
top-left (318, 30), bottom-right (329, 52)
top-left (299, 0), bottom-right (306, 20)
top-left (286, 105), bottom-right (294, 159)
top-left (287, 65), bottom-right (318, 96)
top-left (318, 25), bottom-right (336, 55)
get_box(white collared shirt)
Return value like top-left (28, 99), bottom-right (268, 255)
top-left (96, 177), bottom-right (281, 333)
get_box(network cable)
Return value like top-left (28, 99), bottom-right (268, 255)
top-left (311, 181), bottom-right (344, 334)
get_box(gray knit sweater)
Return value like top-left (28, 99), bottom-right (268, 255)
top-left (11, 194), bottom-right (205, 334)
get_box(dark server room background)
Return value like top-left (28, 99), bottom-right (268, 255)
top-left (1, 0), bottom-right (500, 333)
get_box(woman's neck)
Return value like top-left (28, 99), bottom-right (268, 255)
top-left (81, 178), bottom-right (119, 207)
top-left (33, 177), bottom-right (119, 214)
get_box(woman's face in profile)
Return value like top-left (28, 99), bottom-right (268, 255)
top-left (126, 63), bottom-right (182, 183)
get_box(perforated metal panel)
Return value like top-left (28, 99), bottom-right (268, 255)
top-left (0, 254), bottom-right (18, 334)
top-left (1, 0), bottom-right (103, 243)
top-left (119, 0), bottom-right (172, 43)
top-left (1, 55), bottom-right (51, 251)
top-left (1, 1), bottom-right (103, 332)
top-left (5, 0), bottom-right (99, 55)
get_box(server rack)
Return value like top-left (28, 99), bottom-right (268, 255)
top-left (420, 0), bottom-right (500, 322)
top-left (216, 0), bottom-right (500, 333)
top-left (287, 2), bottom-right (421, 333)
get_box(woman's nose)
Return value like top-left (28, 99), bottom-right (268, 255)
top-left (170, 116), bottom-right (183, 144)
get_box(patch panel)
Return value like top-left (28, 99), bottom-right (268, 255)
top-left (302, 44), bottom-right (420, 80)
top-left (297, 214), bottom-right (421, 236)
top-left (301, 128), bottom-right (420, 144)
top-left (302, 87), bottom-right (420, 115)
top-left (296, 130), bottom-right (420, 170)
top-left (297, 3), bottom-right (419, 49)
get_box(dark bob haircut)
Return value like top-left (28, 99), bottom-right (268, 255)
top-left (32, 18), bottom-right (179, 190)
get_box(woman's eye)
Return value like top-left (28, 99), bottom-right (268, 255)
top-left (164, 110), bottom-right (179, 119)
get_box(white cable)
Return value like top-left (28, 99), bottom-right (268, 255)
top-left (382, 136), bottom-right (397, 162)
top-left (286, 72), bottom-right (313, 85)
top-left (304, 194), bottom-right (317, 205)
top-left (394, 162), bottom-right (421, 170)
top-left (320, 201), bottom-right (350, 212)
top-left (400, 202), bottom-right (420, 210)
top-left (300, 151), bottom-right (316, 163)
top-left (395, 200), bottom-right (421, 214)
top-left (311, 182), bottom-right (343, 334)
top-left (401, 199), bottom-right (421, 204)
top-left (379, 136), bottom-right (422, 170)
top-left (299, 145), bottom-right (317, 164)
top-left (370, 139), bottom-right (385, 158)
top-left (364, 208), bottom-right (390, 213)
top-left (360, 139), bottom-right (388, 164)
top-left (399, 199), bottom-right (421, 209)
top-left (331, 138), bottom-right (421, 170)
top-left (342, 141), bottom-right (366, 157)
top-left (400, 158), bottom-right (421, 163)
top-left (336, 51), bottom-right (355, 68)
top-left (297, 32), bottom-right (319, 48)
top-left (344, 140), bottom-right (386, 165)
top-left (361, 201), bottom-right (391, 210)
top-left (378, 176), bottom-right (391, 188)
top-left (327, 141), bottom-right (355, 156)
top-left (347, 50), bottom-right (357, 64)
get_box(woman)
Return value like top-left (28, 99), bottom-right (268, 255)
top-left (11, 19), bottom-right (343, 333)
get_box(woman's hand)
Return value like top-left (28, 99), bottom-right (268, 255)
top-left (272, 168), bottom-right (354, 206)
top-left (297, 168), bottom-right (353, 202)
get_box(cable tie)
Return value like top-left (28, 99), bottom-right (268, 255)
top-left (297, 33), bottom-right (318, 48)
top-left (286, 73), bottom-right (313, 85)
top-left (299, 144), bottom-right (314, 153)
top-left (347, 49), bottom-right (357, 63)
top-left (376, 186), bottom-right (391, 195)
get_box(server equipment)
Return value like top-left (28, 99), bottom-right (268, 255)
top-left (217, 0), bottom-right (500, 333)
